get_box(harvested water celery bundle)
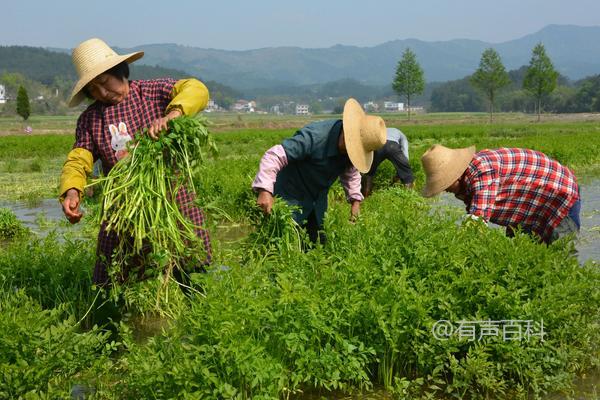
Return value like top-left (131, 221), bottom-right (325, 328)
top-left (93, 116), bottom-right (217, 290)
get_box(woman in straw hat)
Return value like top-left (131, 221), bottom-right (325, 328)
top-left (421, 144), bottom-right (581, 244)
top-left (59, 38), bottom-right (212, 286)
top-left (252, 98), bottom-right (386, 244)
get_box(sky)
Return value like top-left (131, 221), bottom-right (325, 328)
top-left (3, 0), bottom-right (600, 50)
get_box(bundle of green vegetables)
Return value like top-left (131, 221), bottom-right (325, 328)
top-left (92, 116), bottom-right (217, 289)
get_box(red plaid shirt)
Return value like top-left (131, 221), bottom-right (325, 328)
top-left (74, 79), bottom-right (175, 171)
top-left (461, 148), bottom-right (579, 242)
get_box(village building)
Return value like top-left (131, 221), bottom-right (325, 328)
top-left (384, 101), bottom-right (404, 112)
top-left (295, 104), bottom-right (309, 115)
top-left (233, 99), bottom-right (256, 113)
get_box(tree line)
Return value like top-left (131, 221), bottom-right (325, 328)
top-left (394, 43), bottom-right (600, 120)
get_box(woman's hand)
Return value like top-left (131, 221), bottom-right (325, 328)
top-left (349, 200), bottom-right (361, 223)
top-left (62, 188), bottom-right (83, 224)
top-left (148, 109), bottom-right (182, 140)
top-left (257, 190), bottom-right (274, 214)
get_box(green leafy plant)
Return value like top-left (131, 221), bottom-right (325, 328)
top-left (0, 207), bottom-right (28, 239)
top-left (0, 290), bottom-right (111, 399)
top-left (94, 116), bottom-right (217, 302)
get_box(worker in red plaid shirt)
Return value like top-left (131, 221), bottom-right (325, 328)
top-left (421, 144), bottom-right (581, 244)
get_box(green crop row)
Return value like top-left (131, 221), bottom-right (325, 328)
top-left (0, 188), bottom-right (597, 399)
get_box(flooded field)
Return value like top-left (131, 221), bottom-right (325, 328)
top-left (4, 180), bottom-right (599, 264)
top-left (431, 179), bottom-right (600, 265)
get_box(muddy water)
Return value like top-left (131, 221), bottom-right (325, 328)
top-left (0, 198), bottom-right (74, 237)
top-left (578, 180), bottom-right (600, 263)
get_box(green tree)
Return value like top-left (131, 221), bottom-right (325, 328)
top-left (16, 85), bottom-right (30, 121)
top-left (523, 43), bottom-right (559, 121)
top-left (470, 48), bottom-right (510, 122)
top-left (309, 100), bottom-right (323, 115)
top-left (392, 48), bottom-right (425, 120)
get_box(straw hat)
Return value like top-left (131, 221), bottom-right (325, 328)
top-left (342, 98), bottom-right (387, 173)
top-left (421, 144), bottom-right (476, 197)
top-left (68, 38), bottom-right (144, 107)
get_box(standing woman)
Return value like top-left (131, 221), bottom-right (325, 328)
top-left (59, 38), bottom-right (212, 285)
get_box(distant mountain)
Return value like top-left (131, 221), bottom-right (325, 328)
top-left (6, 25), bottom-right (600, 95)
top-left (104, 24), bottom-right (600, 90)
top-left (0, 46), bottom-right (240, 103)
top-left (0, 46), bottom-right (200, 82)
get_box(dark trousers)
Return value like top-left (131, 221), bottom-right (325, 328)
top-left (302, 210), bottom-right (327, 246)
top-left (366, 140), bottom-right (414, 184)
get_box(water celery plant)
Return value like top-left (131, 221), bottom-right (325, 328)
top-left (93, 116), bottom-right (216, 296)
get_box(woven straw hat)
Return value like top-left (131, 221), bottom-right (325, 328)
top-left (68, 38), bottom-right (144, 107)
top-left (421, 144), bottom-right (476, 197)
top-left (342, 98), bottom-right (387, 173)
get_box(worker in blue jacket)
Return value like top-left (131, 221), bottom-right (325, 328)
top-left (252, 98), bottom-right (387, 243)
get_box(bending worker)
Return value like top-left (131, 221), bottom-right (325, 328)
top-left (421, 144), bottom-right (581, 244)
top-left (253, 98), bottom-right (386, 244)
top-left (362, 127), bottom-right (415, 197)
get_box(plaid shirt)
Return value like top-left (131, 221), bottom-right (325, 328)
top-left (71, 79), bottom-right (212, 283)
top-left (461, 148), bottom-right (579, 242)
top-left (74, 79), bottom-right (176, 171)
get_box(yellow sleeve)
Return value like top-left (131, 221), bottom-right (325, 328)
top-left (166, 79), bottom-right (210, 116)
top-left (59, 148), bottom-right (93, 201)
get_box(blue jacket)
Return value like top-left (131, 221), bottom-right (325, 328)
top-left (275, 119), bottom-right (351, 226)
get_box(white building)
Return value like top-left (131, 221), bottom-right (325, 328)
top-left (233, 99), bottom-right (256, 113)
top-left (205, 99), bottom-right (220, 112)
top-left (295, 104), bottom-right (309, 115)
top-left (363, 101), bottom-right (379, 112)
top-left (384, 101), bottom-right (404, 112)
top-left (0, 85), bottom-right (6, 104)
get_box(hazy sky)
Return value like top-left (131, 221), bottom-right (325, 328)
top-left (3, 0), bottom-right (600, 50)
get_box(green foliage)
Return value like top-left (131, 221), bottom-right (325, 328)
top-left (89, 188), bottom-right (599, 399)
top-left (430, 77), bottom-right (485, 112)
top-left (0, 46), bottom-right (76, 85)
top-left (0, 290), bottom-right (111, 399)
top-left (0, 208), bottom-right (28, 239)
top-left (16, 85), bottom-right (30, 120)
top-left (0, 120), bottom-right (599, 398)
top-left (470, 48), bottom-right (510, 121)
top-left (393, 48), bottom-right (425, 119)
top-left (523, 43), bottom-right (559, 120)
top-left (245, 199), bottom-right (304, 260)
top-left (570, 74), bottom-right (600, 112)
top-left (96, 116), bottom-right (217, 302)
top-left (0, 132), bottom-right (73, 159)
top-left (0, 235), bottom-right (97, 319)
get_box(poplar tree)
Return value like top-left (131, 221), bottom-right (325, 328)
top-left (393, 48), bottom-right (425, 120)
top-left (523, 43), bottom-right (558, 121)
top-left (470, 48), bottom-right (510, 123)
top-left (16, 85), bottom-right (30, 121)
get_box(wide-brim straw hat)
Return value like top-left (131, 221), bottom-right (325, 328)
top-left (68, 38), bottom-right (144, 107)
top-left (342, 98), bottom-right (387, 173)
top-left (421, 144), bottom-right (476, 197)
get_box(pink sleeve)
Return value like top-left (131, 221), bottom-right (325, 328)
top-left (252, 145), bottom-right (288, 194)
top-left (339, 166), bottom-right (364, 203)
